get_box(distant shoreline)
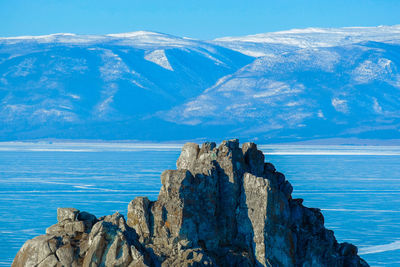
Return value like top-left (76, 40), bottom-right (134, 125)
top-left (1, 139), bottom-right (400, 155)
top-left (1, 137), bottom-right (400, 146)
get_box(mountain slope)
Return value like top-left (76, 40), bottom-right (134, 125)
top-left (164, 41), bottom-right (400, 141)
top-left (213, 25), bottom-right (400, 56)
top-left (0, 32), bottom-right (252, 140)
top-left (1, 26), bottom-right (400, 142)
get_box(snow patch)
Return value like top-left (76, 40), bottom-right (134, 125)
top-left (31, 109), bottom-right (77, 122)
top-left (131, 80), bottom-right (145, 89)
top-left (93, 84), bottom-right (119, 119)
top-left (353, 58), bottom-right (394, 84)
top-left (99, 49), bottom-right (130, 81)
top-left (237, 50), bottom-right (268, 57)
top-left (0, 33), bottom-right (76, 40)
top-left (373, 98), bottom-right (383, 113)
top-left (191, 48), bottom-right (225, 65)
top-left (107, 31), bottom-right (159, 38)
top-left (215, 25), bottom-right (400, 48)
top-left (285, 101), bottom-right (300, 107)
top-left (69, 94), bottom-right (80, 100)
top-left (144, 50), bottom-right (174, 71)
top-left (7, 58), bottom-right (36, 77)
top-left (226, 103), bottom-right (250, 111)
top-left (253, 82), bottom-right (303, 98)
top-left (332, 98), bottom-right (349, 113)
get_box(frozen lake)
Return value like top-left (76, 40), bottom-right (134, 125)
top-left (0, 142), bottom-right (399, 266)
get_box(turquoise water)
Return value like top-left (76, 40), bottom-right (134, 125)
top-left (0, 143), bottom-right (399, 266)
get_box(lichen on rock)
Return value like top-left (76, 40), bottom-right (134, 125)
top-left (13, 140), bottom-right (369, 266)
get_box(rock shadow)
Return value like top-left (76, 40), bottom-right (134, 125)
top-left (177, 161), bottom-right (261, 266)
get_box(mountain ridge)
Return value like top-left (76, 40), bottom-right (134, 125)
top-left (1, 26), bottom-right (399, 142)
top-left (2, 25), bottom-right (400, 41)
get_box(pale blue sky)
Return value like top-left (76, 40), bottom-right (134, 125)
top-left (1, 0), bottom-right (400, 39)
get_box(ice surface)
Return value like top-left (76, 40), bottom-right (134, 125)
top-left (359, 240), bottom-right (400, 255)
top-left (1, 144), bottom-right (400, 266)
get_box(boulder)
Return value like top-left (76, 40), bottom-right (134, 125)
top-left (57, 207), bottom-right (79, 222)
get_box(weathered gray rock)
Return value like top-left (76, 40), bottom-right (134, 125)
top-left (128, 197), bottom-right (151, 244)
top-left (13, 209), bottom-right (150, 267)
top-left (176, 142), bottom-right (200, 170)
top-left (13, 140), bottom-right (369, 267)
top-left (57, 207), bottom-right (79, 222)
top-left (83, 213), bottom-right (135, 267)
top-left (13, 235), bottom-right (60, 267)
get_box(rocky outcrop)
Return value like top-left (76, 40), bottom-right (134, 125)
top-left (13, 140), bottom-right (369, 266)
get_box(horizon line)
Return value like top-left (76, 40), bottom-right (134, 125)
top-left (2, 24), bottom-right (400, 40)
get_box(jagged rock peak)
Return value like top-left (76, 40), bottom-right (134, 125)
top-left (13, 140), bottom-right (369, 267)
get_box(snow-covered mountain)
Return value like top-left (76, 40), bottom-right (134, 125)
top-left (1, 26), bottom-right (400, 142)
top-left (0, 31), bottom-right (252, 140)
top-left (214, 25), bottom-right (400, 56)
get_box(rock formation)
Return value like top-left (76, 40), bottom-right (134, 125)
top-left (13, 140), bottom-right (369, 266)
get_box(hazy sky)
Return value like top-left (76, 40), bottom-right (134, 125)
top-left (1, 0), bottom-right (400, 39)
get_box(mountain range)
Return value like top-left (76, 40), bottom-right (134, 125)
top-left (1, 26), bottom-right (400, 143)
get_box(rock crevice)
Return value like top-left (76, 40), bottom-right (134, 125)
top-left (13, 140), bottom-right (369, 266)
